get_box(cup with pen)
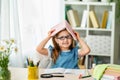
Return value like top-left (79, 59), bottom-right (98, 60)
top-left (27, 58), bottom-right (40, 80)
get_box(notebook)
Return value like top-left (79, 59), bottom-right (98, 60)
top-left (51, 20), bottom-right (77, 40)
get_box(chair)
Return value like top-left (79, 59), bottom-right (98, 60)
top-left (78, 56), bottom-right (86, 69)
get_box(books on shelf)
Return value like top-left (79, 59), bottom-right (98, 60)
top-left (106, 11), bottom-right (112, 29)
top-left (67, 9), bottom-right (80, 27)
top-left (80, 10), bottom-right (88, 28)
top-left (51, 20), bottom-right (77, 40)
top-left (89, 10), bottom-right (100, 28)
top-left (101, 10), bottom-right (109, 29)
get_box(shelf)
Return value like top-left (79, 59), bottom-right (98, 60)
top-left (88, 28), bottom-right (112, 32)
top-left (72, 27), bottom-right (112, 32)
top-left (65, 1), bottom-right (88, 5)
top-left (88, 53), bottom-right (111, 57)
top-left (72, 27), bottom-right (87, 30)
top-left (64, 1), bottom-right (120, 68)
top-left (65, 1), bottom-right (115, 6)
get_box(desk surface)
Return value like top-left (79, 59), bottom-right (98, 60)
top-left (9, 67), bottom-right (94, 80)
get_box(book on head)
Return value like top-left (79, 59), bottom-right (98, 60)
top-left (51, 20), bottom-right (77, 40)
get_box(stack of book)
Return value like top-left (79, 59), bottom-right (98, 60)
top-left (101, 65), bottom-right (120, 80)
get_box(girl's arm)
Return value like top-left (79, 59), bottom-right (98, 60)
top-left (74, 31), bottom-right (90, 57)
top-left (36, 30), bottom-right (54, 55)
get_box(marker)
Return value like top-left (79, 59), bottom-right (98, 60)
top-left (82, 75), bottom-right (91, 78)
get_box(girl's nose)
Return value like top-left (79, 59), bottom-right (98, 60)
top-left (63, 38), bottom-right (68, 41)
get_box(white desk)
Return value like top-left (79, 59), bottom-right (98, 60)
top-left (9, 67), bottom-right (94, 80)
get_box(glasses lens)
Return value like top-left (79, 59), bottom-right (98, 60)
top-left (57, 35), bottom-right (72, 40)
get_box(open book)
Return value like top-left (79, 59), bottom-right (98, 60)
top-left (43, 68), bottom-right (90, 76)
top-left (51, 20), bottom-right (77, 40)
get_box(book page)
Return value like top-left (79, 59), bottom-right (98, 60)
top-left (43, 68), bottom-right (90, 76)
top-left (43, 68), bottom-right (65, 74)
top-left (64, 69), bottom-right (82, 74)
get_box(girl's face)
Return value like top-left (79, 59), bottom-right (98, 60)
top-left (55, 30), bottom-right (73, 50)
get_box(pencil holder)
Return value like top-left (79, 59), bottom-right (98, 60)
top-left (28, 66), bottom-right (39, 80)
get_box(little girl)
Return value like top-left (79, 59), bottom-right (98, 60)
top-left (36, 21), bottom-right (90, 69)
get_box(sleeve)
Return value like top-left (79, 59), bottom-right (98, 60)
top-left (75, 46), bottom-right (82, 58)
top-left (75, 42), bottom-right (81, 58)
top-left (72, 46), bottom-right (80, 59)
top-left (47, 45), bottom-right (53, 57)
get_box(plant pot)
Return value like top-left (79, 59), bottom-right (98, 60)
top-left (0, 67), bottom-right (11, 80)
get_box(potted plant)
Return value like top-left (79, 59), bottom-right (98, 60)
top-left (0, 39), bottom-right (17, 80)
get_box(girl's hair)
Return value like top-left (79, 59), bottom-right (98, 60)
top-left (51, 29), bottom-right (75, 63)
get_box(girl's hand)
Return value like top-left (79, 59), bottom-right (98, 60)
top-left (48, 29), bottom-right (55, 37)
top-left (74, 31), bottom-right (80, 40)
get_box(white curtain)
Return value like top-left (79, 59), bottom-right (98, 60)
top-left (0, 0), bottom-right (64, 67)
top-left (0, 0), bottom-right (23, 67)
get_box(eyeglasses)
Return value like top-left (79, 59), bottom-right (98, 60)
top-left (57, 35), bottom-right (72, 40)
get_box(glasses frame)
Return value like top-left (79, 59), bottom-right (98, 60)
top-left (56, 34), bottom-right (73, 40)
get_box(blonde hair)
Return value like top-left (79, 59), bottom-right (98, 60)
top-left (51, 29), bottom-right (75, 63)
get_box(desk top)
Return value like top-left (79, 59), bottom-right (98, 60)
top-left (9, 67), bottom-right (94, 80)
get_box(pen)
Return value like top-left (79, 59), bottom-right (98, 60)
top-left (26, 58), bottom-right (29, 66)
top-left (37, 60), bottom-right (40, 67)
top-left (82, 75), bottom-right (91, 78)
